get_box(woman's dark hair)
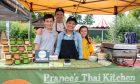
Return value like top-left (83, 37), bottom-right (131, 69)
top-left (43, 14), bottom-right (54, 21)
top-left (79, 26), bottom-right (91, 44)
top-left (66, 16), bottom-right (77, 24)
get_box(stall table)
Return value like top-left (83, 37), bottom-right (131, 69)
top-left (0, 59), bottom-right (140, 84)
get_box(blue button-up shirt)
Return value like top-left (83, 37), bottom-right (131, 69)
top-left (55, 31), bottom-right (83, 59)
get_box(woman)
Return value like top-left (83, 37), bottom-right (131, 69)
top-left (55, 16), bottom-right (83, 59)
top-left (79, 26), bottom-right (94, 59)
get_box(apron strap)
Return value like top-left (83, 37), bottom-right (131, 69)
top-left (63, 32), bottom-right (75, 40)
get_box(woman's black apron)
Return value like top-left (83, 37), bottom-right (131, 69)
top-left (59, 33), bottom-right (79, 59)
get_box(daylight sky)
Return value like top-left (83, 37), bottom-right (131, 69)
top-left (65, 14), bottom-right (115, 24)
top-left (65, 11), bottom-right (129, 28)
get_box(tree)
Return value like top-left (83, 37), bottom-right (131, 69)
top-left (70, 14), bottom-right (83, 24)
top-left (128, 8), bottom-right (140, 20)
top-left (107, 15), bottom-right (140, 43)
top-left (9, 22), bottom-right (20, 39)
top-left (83, 14), bottom-right (94, 25)
top-left (32, 12), bottom-right (45, 21)
top-left (9, 21), bottom-right (35, 40)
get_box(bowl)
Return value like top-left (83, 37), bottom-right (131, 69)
top-left (88, 56), bottom-right (97, 62)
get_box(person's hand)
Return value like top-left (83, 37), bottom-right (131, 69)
top-left (36, 28), bottom-right (43, 35)
top-left (89, 37), bottom-right (94, 44)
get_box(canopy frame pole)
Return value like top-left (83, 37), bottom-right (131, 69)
top-left (28, 13), bottom-right (32, 43)
top-left (6, 21), bottom-right (10, 40)
top-left (28, 2), bottom-right (33, 44)
top-left (114, 6), bottom-right (118, 43)
top-left (101, 29), bottom-right (103, 41)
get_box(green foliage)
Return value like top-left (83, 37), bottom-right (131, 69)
top-left (70, 14), bottom-right (83, 24)
top-left (83, 14), bottom-right (94, 25)
top-left (128, 8), bottom-right (140, 20)
top-left (19, 29), bottom-right (28, 39)
top-left (69, 14), bottom-right (94, 25)
top-left (10, 22), bottom-right (20, 39)
top-left (75, 14), bottom-right (83, 24)
top-left (107, 15), bottom-right (139, 43)
top-left (32, 12), bottom-right (37, 21)
top-left (10, 21), bottom-right (35, 41)
top-left (0, 21), bottom-right (6, 32)
top-left (32, 12), bottom-right (45, 21)
top-left (94, 36), bottom-right (102, 43)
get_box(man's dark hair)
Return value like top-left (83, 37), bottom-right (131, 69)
top-left (43, 14), bottom-right (54, 21)
top-left (55, 7), bottom-right (65, 14)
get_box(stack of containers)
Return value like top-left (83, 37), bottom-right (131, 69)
top-left (0, 38), bottom-right (34, 65)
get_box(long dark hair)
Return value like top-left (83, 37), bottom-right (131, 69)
top-left (79, 26), bottom-right (91, 44)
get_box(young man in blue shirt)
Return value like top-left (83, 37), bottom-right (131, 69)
top-left (34, 14), bottom-right (58, 55)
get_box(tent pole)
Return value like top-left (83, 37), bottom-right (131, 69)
top-left (6, 21), bottom-right (10, 40)
top-left (102, 30), bottom-right (103, 41)
top-left (114, 6), bottom-right (118, 43)
top-left (115, 14), bottom-right (118, 43)
top-left (28, 2), bottom-right (33, 44)
top-left (28, 12), bottom-right (32, 44)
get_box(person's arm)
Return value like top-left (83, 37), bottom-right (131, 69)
top-left (77, 33), bottom-right (83, 59)
top-left (54, 32), bottom-right (63, 55)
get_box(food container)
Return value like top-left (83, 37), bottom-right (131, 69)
top-left (17, 39), bottom-right (24, 45)
top-left (102, 43), bottom-right (137, 65)
top-left (10, 38), bottom-right (16, 45)
top-left (27, 46), bottom-right (33, 51)
top-left (88, 56), bottom-right (97, 62)
top-left (5, 59), bottom-right (13, 65)
top-left (112, 50), bottom-right (137, 57)
top-left (25, 39), bottom-right (29, 45)
top-left (28, 53), bottom-right (33, 58)
top-left (23, 58), bottom-right (30, 64)
top-left (11, 46), bottom-right (18, 52)
top-left (13, 53), bottom-right (20, 59)
top-left (21, 53), bottom-right (28, 58)
top-left (14, 59), bottom-right (21, 65)
top-left (1, 38), bottom-right (8, 45)
top-left (28, 57), bottom-right (34, 62)
top-left (18, 46), bottom-right (25, 52)
top-left (5, 53), bottom-right (12, 59)
top-left (102, 43), bottom-right (137, 58)
top-left (3, 46), bottom-right (9, 52)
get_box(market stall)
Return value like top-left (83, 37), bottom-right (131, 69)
top-left (0, 0), bottom-right (140, 84)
